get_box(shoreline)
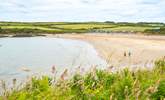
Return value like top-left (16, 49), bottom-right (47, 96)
top-left (1, 33), bottom-right (165, 70)
top-left (51, 33), bottom-right (165, 70)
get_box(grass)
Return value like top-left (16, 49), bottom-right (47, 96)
top-left (1, 26), bottom-right (60, 31)
top-left (0, 58), bottom-right (165, 100)
top-left (0, 22), bottom-right (164, 35)
top-left (52, 24), bottom-right (116, 30)
top-left (97, 26), bottom-right (158, 33)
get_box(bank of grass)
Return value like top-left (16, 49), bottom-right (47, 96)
top-left (0, 58), bottom-right (165, 100)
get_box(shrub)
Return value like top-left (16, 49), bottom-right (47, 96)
top-left (151, 80), bottom-right (165, 99)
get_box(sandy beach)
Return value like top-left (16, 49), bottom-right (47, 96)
top-left (50, 33), bottom-right (165, 70)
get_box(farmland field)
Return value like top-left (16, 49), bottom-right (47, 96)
top-left (97, 26), bottom-right (159, 32)
top-left (51, 24), bottom-right (116, 29)
top-left (0, 22), bottom-right (164, 35)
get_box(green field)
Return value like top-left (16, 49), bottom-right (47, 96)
top-left (0, 22), bottom-right (164, 35)
top-left (1, 59), bottom-right (165, 100)
top-left (1, 26), bottom-right (60, 31)
top-left (97, 26), bottom-right (158, 33)
top-left (51, 24), bottom-right (116, 29)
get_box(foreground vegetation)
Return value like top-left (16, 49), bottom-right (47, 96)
top-left (1, 58), bottom-right (165, 100)
top-left (0, 22), bottom-right (164, 36)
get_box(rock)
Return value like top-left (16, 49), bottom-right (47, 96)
top-left (21, 67), bottom-right (31, 72)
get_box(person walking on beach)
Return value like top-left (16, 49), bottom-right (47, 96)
top-left (124, 51), bottom-right (127, 57)
top-left (128, 51), bottom-right (131, 57)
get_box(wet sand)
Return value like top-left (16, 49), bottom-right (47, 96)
top-left (51, 33), bottom-right (165, 70)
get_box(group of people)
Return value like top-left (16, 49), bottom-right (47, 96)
top-left (124, 51), bottom-right (131, 57)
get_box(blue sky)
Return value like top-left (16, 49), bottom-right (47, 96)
top-left (0, 0), bottom-right (164, 22)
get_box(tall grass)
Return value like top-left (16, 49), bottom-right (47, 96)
top-left (0, 59), bottom-right (165, 100)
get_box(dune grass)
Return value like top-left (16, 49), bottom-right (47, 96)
top-left (0, 58), bottom-right (165, 100)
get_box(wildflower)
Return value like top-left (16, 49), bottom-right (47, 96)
top-left (124, 86), bottom-right (129, 99)
top-left (76, 66), bottom-right (81, 74)
top-left (107, 65), bottom-right (114, 72)
top-left (1, 80), bottom-right (6, 92)
top-left (146, 86), bottom-right (156, 94)
top-left (51, 65), bottom-right (56, 74)
top-left (110, 93), bottom-right (114, 100)
top-left (12, 78), bottom-right (17, 87)
top-left (60, 69), bottom-right (68, 80)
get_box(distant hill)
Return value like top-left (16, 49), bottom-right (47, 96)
top-left (0, 22), bottom-right (164, 35)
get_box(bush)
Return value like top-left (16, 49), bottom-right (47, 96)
top-left (155, 58), bottom-right (165, 73)
top-left (144, 27), bottom-right (165, 35)
top-left (0, 27), bottom-right (2, 32)
top-left (151, 80), bottom-right (165, 99)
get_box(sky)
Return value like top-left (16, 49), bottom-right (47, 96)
top-left (0, 0), bottom-right (165, 22)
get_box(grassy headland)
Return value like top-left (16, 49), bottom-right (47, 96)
top-left (0, 22), bottom-right (164, 36)
top-left (1, 58), bottom-right (165, 100)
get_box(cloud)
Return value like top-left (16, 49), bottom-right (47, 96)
top-left (80, 0), bottom-right (101, 4)
top-left (138, 0), bottom-right (162, 4)
top-left (0, 0), bottom-right (164, 22)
